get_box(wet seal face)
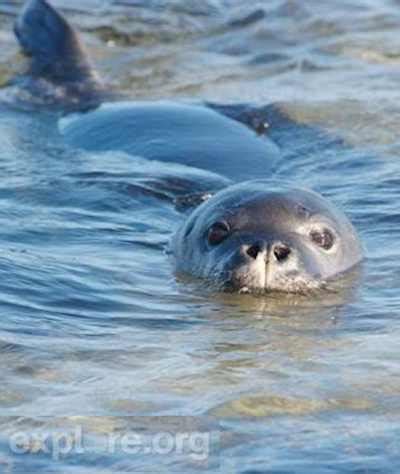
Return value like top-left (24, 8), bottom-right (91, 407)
top-left (172, 180), bottom-right (363, 294)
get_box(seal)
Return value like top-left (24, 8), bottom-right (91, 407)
top-left (11, 1), bottom-right (363, 293)
top-left (172, 180), bottom-right (363, 293)
top-left (12, 0), bottom-right (279, 182)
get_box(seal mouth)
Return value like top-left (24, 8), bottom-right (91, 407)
top-left (220, 268), bottom-right (325, 295)
top-left (214, 241), bottom-right (325, 295)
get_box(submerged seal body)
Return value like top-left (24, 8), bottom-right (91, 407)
top-left (59, 101), bottom-right (279, 181)
top-left (11, 1), bottom-right (363, 293)
top-left (173, 180), bottom-right (363, 293)
top-left (13, 0), bottom-right (278, 182)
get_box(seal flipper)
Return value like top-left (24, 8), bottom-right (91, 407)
top-left (13, 0), bottom-right (105, 108)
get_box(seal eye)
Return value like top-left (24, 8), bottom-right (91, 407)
top-left (310, 228), bottom-right (335, 250)
top-left (207, 222), bottom-right (230, 246)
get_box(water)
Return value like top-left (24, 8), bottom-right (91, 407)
top-left (0, 0), bottom-right (400, 472)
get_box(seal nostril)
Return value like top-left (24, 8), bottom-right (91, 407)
top-left (274, 244), bottom-right (291, 262)
top-left (247, 243), bottom-right (262, 260)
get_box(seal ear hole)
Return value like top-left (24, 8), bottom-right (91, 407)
top-left (297, 204), bottom-right (311, 218)
top-left (207, 221), bottom-right (230, 246)
top-left (310, 228), bottom-right (335, 250)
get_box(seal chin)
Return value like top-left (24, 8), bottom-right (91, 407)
top-left (220, 265), bottom-right (323, 295)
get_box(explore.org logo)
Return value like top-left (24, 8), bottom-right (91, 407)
top-left (6, 418), bottom-right (216, 467)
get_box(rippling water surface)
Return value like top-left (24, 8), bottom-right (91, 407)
top-left (1, 0), bottom-right (400, 472)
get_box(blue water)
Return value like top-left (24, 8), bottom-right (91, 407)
top-left (1, 0), bottom-right (400, 472)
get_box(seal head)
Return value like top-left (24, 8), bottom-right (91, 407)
top-left (173, 180), bottom-right (363, 293)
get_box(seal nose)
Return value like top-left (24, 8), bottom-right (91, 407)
top-left (273, 243), bottom-right (291, 263)
top-left (246, 242), bottom-right (264, 260)
top-left (245, 241), bottom-right (292, 263)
